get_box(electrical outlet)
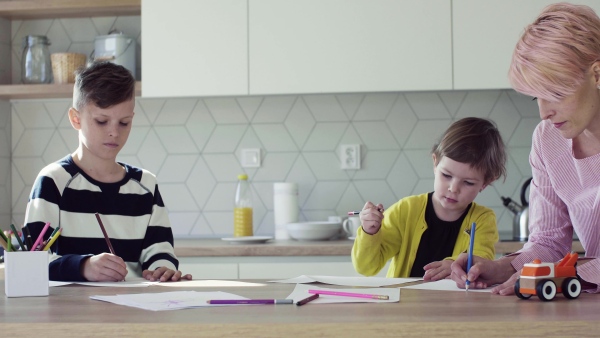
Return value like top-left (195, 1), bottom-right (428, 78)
top-left (241, 148), bottom-right (261, 168)
top-left (340, 144), bottom-right (360, 170)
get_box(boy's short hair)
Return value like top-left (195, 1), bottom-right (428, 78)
top-left (73, 61), bottom-right (135, 111)
top-left (508, 3), bottom-right (600, 102)
top-left (431, 117), bottom-right (506, 185)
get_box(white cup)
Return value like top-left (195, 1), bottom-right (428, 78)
top-left (343, 216), bottom-right (361, 237)
top-left (328, 216), bottom-right (343, 223)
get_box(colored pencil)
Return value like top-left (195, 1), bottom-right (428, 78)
top-left (465, 222), bottom-right (476, 292)
top-left (7, 232), bottom-right (12, 252)
top-left (296, 293), bottom-right (319, 306)
top-left (207, 299), bottom-right (293, 305)
top-left (10, 224), bottom-right (26, 251)
top-left (0, 234), bottom-right (8, 251)
top-left (308, 289), bottom-right (389, 300)
top-left (22, 226), bottom-right (34, 251)
top-left (95, 213), bottom-right (116, 255)
top-left (0, 228), bottom-right (8, 243)
top-left (30, 222), bottom-right (51, 251)
top-left (42, 228), bottom-right (62, 251)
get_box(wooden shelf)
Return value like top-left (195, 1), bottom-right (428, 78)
top-left (0, 0), bottom-right (140, 20)
top-left (0, 81), bottom-right (142, 99)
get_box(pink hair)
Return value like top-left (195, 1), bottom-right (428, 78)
top-left (508, 3), bottom-right (600, 102)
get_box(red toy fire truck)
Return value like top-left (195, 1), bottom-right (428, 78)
top-left (515, 252), bottom-right (581, 301)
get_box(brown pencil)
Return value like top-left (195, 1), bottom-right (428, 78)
top-left (296, 293), bottom-right (319, 306)
top-left (95, 213), bottom-right (116, 255)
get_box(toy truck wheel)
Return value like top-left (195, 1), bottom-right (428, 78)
top-left (562, 277), bottom-right (581, 299)
top-left (536, 279), bottom-right (557, 301)
top-left (514, 279), bottom-right (532, 299)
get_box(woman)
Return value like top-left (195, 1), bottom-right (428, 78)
top-left (450, 2), bottom-right (600, 294)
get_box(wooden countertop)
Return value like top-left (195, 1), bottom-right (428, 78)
top-left (174, 238), bottom-right (584, 257)
top-left (1, 280), bottom-right (598, 336)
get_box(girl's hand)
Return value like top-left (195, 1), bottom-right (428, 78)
top-left (360, 201), bottom-right (385, 235)
top-left (423, 259), bottom-right (453, 281)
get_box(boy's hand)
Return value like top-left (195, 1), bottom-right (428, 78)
top-left (360, 201), bottom-right (385, 235)
top-left (143, 267), bottom-right (192, 282)
top-left (82, 253), bottom-right (128, 282)
top-left (423, 259), bottom-right (453, 281)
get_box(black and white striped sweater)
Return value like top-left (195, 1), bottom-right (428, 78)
top-left (24, 155), bottom-right (179, 281)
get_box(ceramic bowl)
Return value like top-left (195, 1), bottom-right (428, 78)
top-left (285, 221), bottom-right (342, 241)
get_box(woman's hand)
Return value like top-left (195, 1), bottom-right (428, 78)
top-left (450, 253), bottom-right (517, 292)
top-left (360, 201), bottom-right (385, 235)
top-left (490, 271), bottom-right (520, 295)
top-left (143, 267), bottom-right (192, 282)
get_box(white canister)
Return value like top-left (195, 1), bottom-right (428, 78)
top-left (273, 182), bottom-right (299, 240)
top-left (93, 33), bottom-right (136, 78)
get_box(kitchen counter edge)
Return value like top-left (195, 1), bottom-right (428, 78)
top-left (173, 238), bottom-right (584, 257)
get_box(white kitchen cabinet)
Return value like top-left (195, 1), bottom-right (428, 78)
top-left (178, 258), bottom-right (239, 279)
top-left (453, 0), bottom-right (600, 90)
top-left (249, 0), bottom-right (452, 95)
top-left (239, 260), bottom-right (358, 279)
top-left (141, 0), bottom-right (248, 98)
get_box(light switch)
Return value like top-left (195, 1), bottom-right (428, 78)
top-left (241, 148), bottom-right (261, 168)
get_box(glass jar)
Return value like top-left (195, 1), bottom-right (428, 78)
top-left (234, 174), bottom-right (253, 237)
top-left (21, 35), bottom-right (53, 84)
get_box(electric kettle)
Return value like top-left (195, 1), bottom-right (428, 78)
top-left (501, 178), bottom-right (532, 242)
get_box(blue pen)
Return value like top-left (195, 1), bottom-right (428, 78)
top-left (465, 222), bottom-right (476, 292)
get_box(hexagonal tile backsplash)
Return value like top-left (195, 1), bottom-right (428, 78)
top-left (1, 15), bottom-right (538, 238)
top-left (6, 90), bottom-right (538, 238)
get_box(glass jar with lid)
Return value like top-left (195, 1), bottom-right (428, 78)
top-left (21, 35), bottom-right (53, 84)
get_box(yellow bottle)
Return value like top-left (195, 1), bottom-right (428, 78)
top-left (234, 174), bottom-right (253, 237)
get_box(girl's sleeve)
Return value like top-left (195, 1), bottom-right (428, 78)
top-left (472, 210), bottom-right (499, 260)
top-left (351, 203), bottom-right (403, 276)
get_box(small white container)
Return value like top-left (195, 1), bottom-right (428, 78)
top-left (274, 182), bottom-right (299, 240)
top-left (4, 251), bottom-right (49, 297)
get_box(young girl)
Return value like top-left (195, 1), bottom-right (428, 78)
top-left (352, 117), bottom-right (506, 280)
top-left (23, 61), bottom-right (191, 282)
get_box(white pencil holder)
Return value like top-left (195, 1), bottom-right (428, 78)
top-left (4, 251), bottom-right (49, 297)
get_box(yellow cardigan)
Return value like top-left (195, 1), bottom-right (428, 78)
top-left (352, 193), bottom-right (498, 277)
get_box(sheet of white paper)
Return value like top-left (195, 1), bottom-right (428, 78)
top-left (154, 280), bottom-right (267, 288)
top-left (269, 275), bottom-right (420, 287)
top-left (287, 283), bottom-right (400, 304)
top-left (90, 291), bottom-right (248, 311)
top-left (399, 279), bottom-right (492, 292)
top-left (50, 280), bottom-right (157, 287)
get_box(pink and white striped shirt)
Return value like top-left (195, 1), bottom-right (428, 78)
top-left (511, 119), bottom-right (600, 293)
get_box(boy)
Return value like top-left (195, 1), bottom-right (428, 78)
top-left (352, 117), bottom-right (506, 280)
top-left (23, 61), bottom-right (191, 282)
